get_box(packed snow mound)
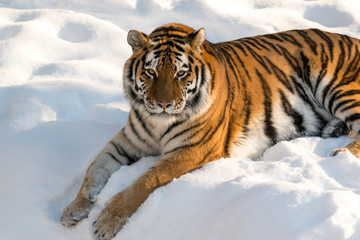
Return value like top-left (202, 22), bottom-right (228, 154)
top-left (0, 9), bottom-right (130, 133)
top-left (0, 1), bottom-right (360, 240)
top-left (0, 9), bottom-right (130, 87)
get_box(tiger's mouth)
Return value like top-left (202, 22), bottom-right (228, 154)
top-left (144, 99), bottom-right (186, 115)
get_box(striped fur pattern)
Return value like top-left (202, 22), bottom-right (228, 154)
top-left (61, 24), bottom-right (360, 239)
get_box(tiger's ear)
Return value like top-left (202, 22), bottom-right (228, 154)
top-left (127, 30), bottom-right (150, 51)
top-left (187, 28), bottom-right (206, 52)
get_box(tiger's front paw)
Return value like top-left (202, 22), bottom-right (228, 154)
top-left (60, 198), bottom-right (94, 227)
top-left (93, 208), bottom-right (127, 240)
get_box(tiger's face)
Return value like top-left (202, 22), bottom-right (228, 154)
top-left (139, 47), bottom-right (193, 115)
top-left (123, 25), bottom-right (211, 118)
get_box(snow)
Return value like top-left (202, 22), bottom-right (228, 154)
top-left (1, 0), bottom-right (360, 239)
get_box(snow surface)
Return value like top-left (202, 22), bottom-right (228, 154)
top-left (1, 0), bottom-right (360, 239)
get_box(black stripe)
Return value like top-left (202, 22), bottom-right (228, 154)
top-left (328, 89), bottom-right (343, 114)
top-left (257, 70), bottom-right (277, 144)
top-left (265, 56), bottom-right (294, 93)
top-left (344, 45), bottom-right (360, 72)
top-left (279, 89), bottom-right (305, 133)
top-left (129, 115), bottom-right (154, 149)
top-left (127, 58), bottom-right (136, 81)
top-left (152, 41), bottom-right (174, 50)
top-left (218, 44), bottom-right (241, 89)
top-left (341, 34), bottom-right (353, 60)
top-left (333, 99), bottom-right (356, 114)
top-left (292, 77), bottom-right (313, 105)
top-left (173, 39), bottom-right (186, 45)
top-left (322, 40), bottom-right (345, 107)
top-left (152, 43), bottom-right (164, 50)
top-left (198, 143), bottom-right (220, 165)
top-left (200, 92), bottom-right (231, 147)
top-left (132, 109), bottom-right (155, 139)
top-left (164, 127), bottom-right (213, 155)
top-left (300, 51), bottom-right (312, 87)
top-left (243, 43), bottom-right (271, 74)
top-left (174, 44), bottom-right (185, 52)
top-left (134, 76), bottom-right (142, 93)
top-left (263, 34), bottom-right (284, 42)
top-left (107, 152), bottom-right (122, 163)
top-left (186, 56), bottom-right (211, 108)
top-left (291, 77), bottom-right (327, 129)
top-left (190, 90), bottom-right (202, 108)
top-left (231, 41), bottom-right (248, 56)
top-left (314, 44), bottom-right (329, 94)
top-left (241, 94), bottom-right (251, 134)
top-left (189, 104), bottom-right (228, 149)
top-left (329, 46), bottom-right (360, 97)
top-left (201, 42), bottom-right (215, 57)
top-left (341, 102), bottom-right (360, 113)
top-left (151, 26), bottom-right (189, 35)
top-left (164, 119), bottom-right (208, 147)
top-left (184, 118), bottom-right (210, 143)
top-left (226, 43), bottom-right (251, 81)
top-left (278, 45), bottom-right (303, 78)
top-left (160, 119), bottom-right (187, 140)
top-left (224, 124), bottom-right (232, 157)
top-left (345, 113), bottom-right (360, 123)
top-left (330, 89), bottom-right (360, 114)
top-left (311, 28), bottom-right (334, 61)
top-left (259, 38), bottom-right (281, 55)
top-left (140, 52), bottom-right (147, 63)
top-left (153, 50), bottom-right (162, 56)
top-left (110, 141), bottom-right (137, 164)
top-left (241, 38), bottom-right (262, 51)
top-left (128, 88), bottom-right (143, 104)
top-left (296, 30), bottom-right (318, 55)
top-left (248, 38), bottom-right (270, 51)
top-left (208, 62), bottom-right (216, 94)
top-left (329, 65), bottom-right (360, 101)
top-left (188, 56), bottom-right (194, 64)
top-left (172, 51), bottom-right (182, 57)
top-left (187, 65), bottom-right (199, 95)
top-left (334, 89), bottom-right (360, 100)
top-left (152, 34), bottom-right (186, 40)
top-left (279, 32), bottom-right (303, 47)
top-left (200, 62), bottom-right (207, 87)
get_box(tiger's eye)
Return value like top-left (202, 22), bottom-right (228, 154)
top-left (145, 69), bottom-right (156, 77)
top-left (177, 70), bottom-right (186, 78)
top-left (148, 69), bottom-right (155, 75)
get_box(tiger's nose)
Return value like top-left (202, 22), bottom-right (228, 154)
top-left (157, 101), bottom-right (172, 109)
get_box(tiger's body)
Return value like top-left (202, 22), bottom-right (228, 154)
top-left (61, 24), bottom-right (360, 239)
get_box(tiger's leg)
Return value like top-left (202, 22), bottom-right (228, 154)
top-left (61, 130), bottom-right (139, 227)
top-left (92, 147), bottom-right (220, 240)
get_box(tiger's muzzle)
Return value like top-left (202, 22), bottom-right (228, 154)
top-left (144, 98), bottom-right (186, 115)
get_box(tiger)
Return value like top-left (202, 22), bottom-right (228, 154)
top-left (60, 23), bottom-right (360, 239)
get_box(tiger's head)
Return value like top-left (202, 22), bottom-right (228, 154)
top-left (123, 24), bottom-right (212, 119)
